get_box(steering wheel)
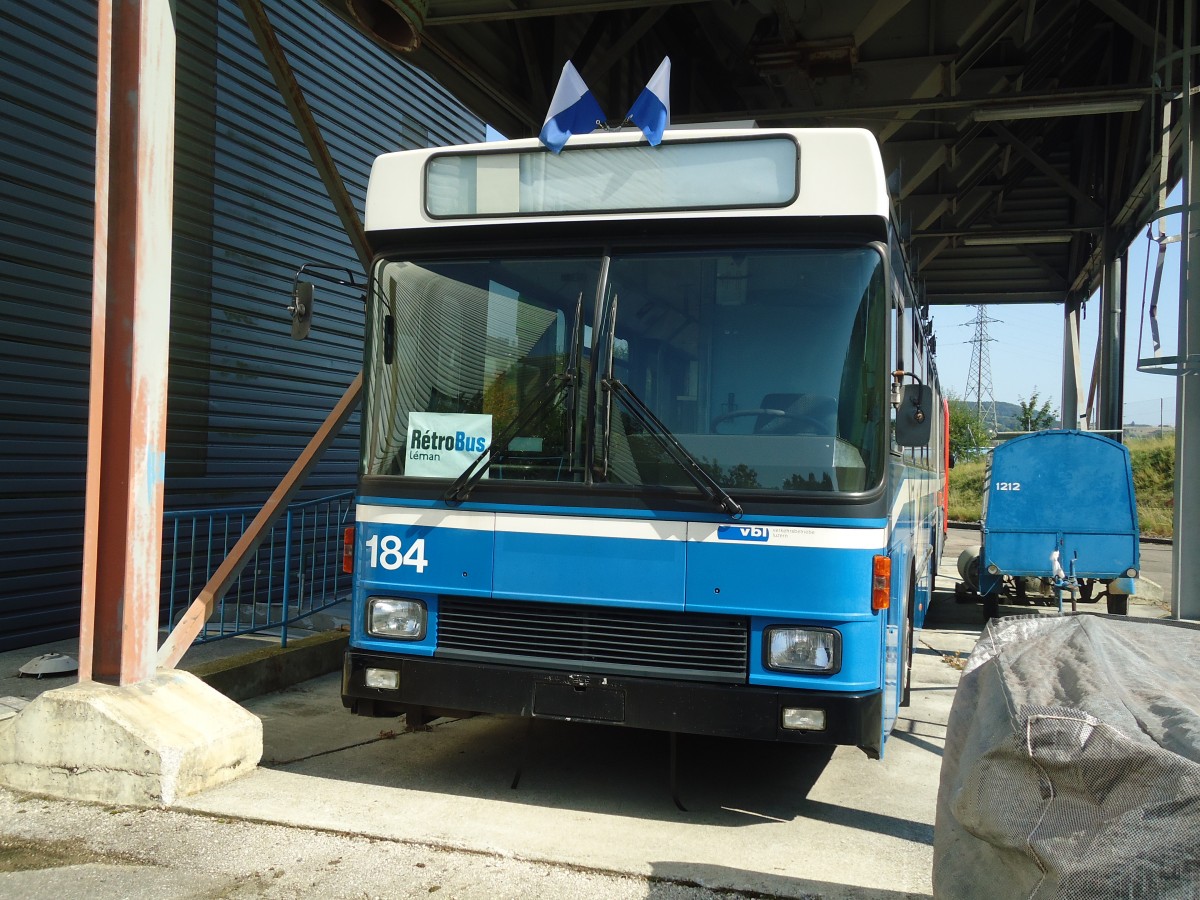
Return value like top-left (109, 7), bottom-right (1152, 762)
top-left (710, 408), bottom-right (828, 435)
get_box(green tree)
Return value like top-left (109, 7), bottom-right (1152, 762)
top-left (947, 398), bottom-right (990, 461)
top-left (1017, 389), bottom-right (1057, 432)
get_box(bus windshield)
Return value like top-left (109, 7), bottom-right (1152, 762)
top-left (363, 246), bottom-right (887, 495)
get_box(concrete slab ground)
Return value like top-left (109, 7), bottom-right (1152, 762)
top-left (0, 605), bottom-right (351, 708)
top-left (0, 633), bottom-right (279, 706)
top-left (0, 530), bottom-right (1182, 898)
top-left (0, 640), bottom-right (967, 899)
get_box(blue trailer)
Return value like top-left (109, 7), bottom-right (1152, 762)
top-left (977, 430), bottom-right (1140, 617)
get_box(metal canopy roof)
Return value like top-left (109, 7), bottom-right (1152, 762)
top-left (317, 0), bottom-right (1186, 309)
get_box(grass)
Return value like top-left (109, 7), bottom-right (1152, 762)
top-left (1128, 435), bottom-right (1175, 537)
top-left (947, 434), bottom-right (1175, 538)
top-left (947, 457), bottom-right (986, 524)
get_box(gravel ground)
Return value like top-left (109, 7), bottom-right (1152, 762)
top-left (0, 788), bottom-right (800, 900)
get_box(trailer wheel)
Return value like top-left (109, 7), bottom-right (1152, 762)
top-left (983, 595), bottom-right (999, 621)
top-left (1107, 593), bottom-right (1128, 615)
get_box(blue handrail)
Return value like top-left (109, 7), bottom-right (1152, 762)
top-left (161, 491), bottom-right (354, 645)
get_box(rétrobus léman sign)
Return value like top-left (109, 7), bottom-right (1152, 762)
top-left (405, 412), bottom-right (492, 478)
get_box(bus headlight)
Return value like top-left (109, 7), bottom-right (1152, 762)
top-left (367, 597), bottom-right (427, 640)
top-left (765, 627), bottom-right (840, 674)
top-left (782, 708), bottom-right (826, 731)
top-left (364, 668), bottom-right (400, 690)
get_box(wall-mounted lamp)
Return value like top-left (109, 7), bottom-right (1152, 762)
top-left (973, 98), bottom-right (1145, 121)
top-left (961, 233), bottom-right (1075, 246)
top-left (348, 0), bottom-right (426, 52)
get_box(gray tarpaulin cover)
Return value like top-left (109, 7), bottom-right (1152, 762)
top-left (933, 614), bottom-right (1200, 899)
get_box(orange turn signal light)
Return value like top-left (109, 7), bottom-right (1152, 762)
top-left (872, 555), bottom-right (891, 610)
top-left (343, 526), bottom-right (355, 574)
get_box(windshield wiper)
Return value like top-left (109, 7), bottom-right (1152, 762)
top-left (563, 291), bottom-right (585, 464)
top-left (601, 377), bottom-right (743, 519)
top-left (444, 372), bottom-right (574, 504)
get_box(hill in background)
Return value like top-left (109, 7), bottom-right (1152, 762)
top-left (994, 401), bottom-right (1022, 432)
top-left (959, 400), bottom-right (1045, 432)
top-left (978, 401), bottom-right (1171, 439)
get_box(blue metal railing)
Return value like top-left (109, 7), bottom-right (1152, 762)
top-left (161, 491), bottom-right (354, 646)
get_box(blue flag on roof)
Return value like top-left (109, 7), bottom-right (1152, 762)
top-left (539, 61), bottom-right (606, 154)
top-left (625, 57), bottom-right (671, 146)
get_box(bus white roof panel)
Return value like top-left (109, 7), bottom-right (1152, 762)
top-left (364, 128), bottom-right (889, 233)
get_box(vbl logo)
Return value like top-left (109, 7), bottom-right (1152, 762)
top-left (717, 525), bottom-right (770, 542)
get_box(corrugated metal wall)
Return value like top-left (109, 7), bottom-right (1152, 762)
top-left (0, 4), bottom-right (98, 651)
top-left (0, 0), bottom-right (483, 651)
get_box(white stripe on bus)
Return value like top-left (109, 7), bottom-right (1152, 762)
top-left (688, 523), bottom-right (886, 550)
top-left (356, 505), bottom-right (885, 548)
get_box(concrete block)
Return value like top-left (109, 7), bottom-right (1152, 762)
top-left (1132, 577), bottom-right (1164, 604)
top-left (0, 669), bottom-right (261, 807)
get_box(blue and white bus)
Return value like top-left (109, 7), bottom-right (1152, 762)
top-left (339, 128), bottom-right (946, 759)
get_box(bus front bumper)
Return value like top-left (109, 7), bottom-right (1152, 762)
top-left (342, 651), bottom-right (883, 756)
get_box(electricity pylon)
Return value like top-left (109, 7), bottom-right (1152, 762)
top-left (964, 305), bottom-right (1000, 433)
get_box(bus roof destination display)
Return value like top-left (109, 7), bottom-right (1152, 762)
top-left (424, 136), bottom-right (799, 218)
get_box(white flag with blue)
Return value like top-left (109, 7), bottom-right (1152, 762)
top-left (625, 57), bottom-right (671, 146)
top-left (539, 61), bottom-right (605, 154)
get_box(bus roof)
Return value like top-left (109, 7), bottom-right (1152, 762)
top-left (364, 127), bottom-right (889, 233)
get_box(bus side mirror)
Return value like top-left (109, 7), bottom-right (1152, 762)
top-left (895, 384), bottom-right (933, 446)
top-left (289, 281), bottom-right (314, 340)
top-left (382, 313), bottom-right (395, 364)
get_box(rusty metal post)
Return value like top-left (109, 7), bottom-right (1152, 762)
top-left (79, 0), bottom-right (176, 685)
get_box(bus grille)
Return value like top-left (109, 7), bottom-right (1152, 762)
top-left (436, 597), bottom-right (749, 683)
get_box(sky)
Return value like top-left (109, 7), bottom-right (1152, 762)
top-left (932, 185), bottom-right (1183, 428)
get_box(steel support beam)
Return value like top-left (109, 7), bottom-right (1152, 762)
top-left (698, 86), bottom-right (1160, 126)
top-left (853, 0), bottom-right (917, 49)
top-left (426, 0), bottom-right (705, 26)
top-left (79, 0), bottom-right (176, 685)
top-left (1061, 297), bottom-right (1085, 428)
top-left (917, 226), bottom-right (1099, 240)
top-left (925, 291), bottom-right (1066, 305)
top-left (580, 6), bottom-right (668, 85)
top-left (1173, 0), bottom-right (1199, 620)
top-left (986, 123), bottom-right (1105, 221)
top-left (1097, 248), bottom-right (1127, 435)
top-left (238, 0), bottom-right (370, 268)
top-left (1082, 0), bottom-right (1173, 54)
